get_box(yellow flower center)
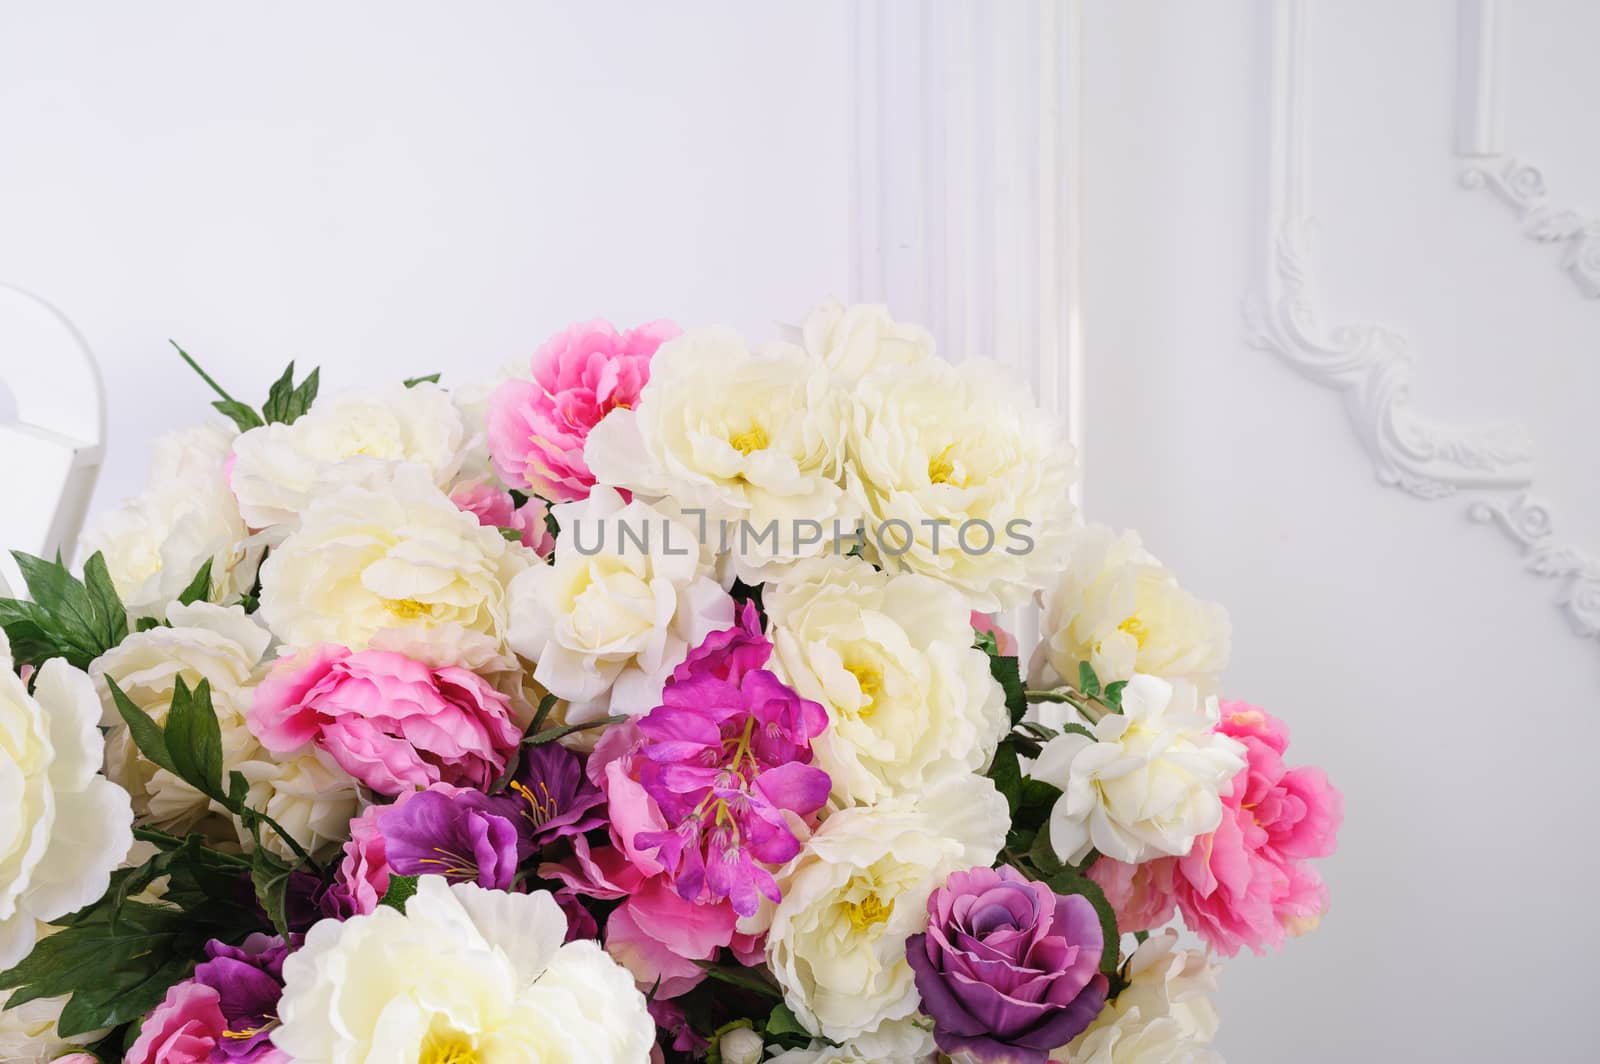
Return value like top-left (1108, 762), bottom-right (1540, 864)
top-left (1118, 615), bottom-right (1150, 648)
top-left (729, 424), bottom-right (770, 456)
top-left (847, 663), bottom-right (883, 716)
top-left (845, 892), bottom-right (893, 930)
top-left (927, 444), bottom-right (960, 485)
top-left (384, 598), bottom-right (432, 620)
top-left (420, 1032), bottom-right (480, 1064)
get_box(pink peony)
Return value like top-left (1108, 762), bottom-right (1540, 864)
top-left (326, 800), bottom-right (392, 917)
top-left (449, 476), bottom-right (556, 557)
top-left (249, 646), bottom-right (522, 796)
top-left (1089, 701), bottom-right (1342, 956)
top-left (124, 981), bottom-right (225, 1064)
top-left (487, 318), bottom-right (678, 502)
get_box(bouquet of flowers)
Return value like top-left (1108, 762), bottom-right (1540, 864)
top-left (0, 303), bottom-right (1341, 1064)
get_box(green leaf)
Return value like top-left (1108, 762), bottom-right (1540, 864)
top-left (764, 1002), bottom-right (808, 1038)
top-left (379, 874), bottom-right (420, 912)
top-left (1046, 866), bottom-right (1121, 976)
top-left (976, 635), bottom-right (1028, 726)
top-left (135, 616), bottom-right (163, 632)
top-left (0, 598), bottom-right (71, 667)
top-left (175, 559), bottom-right (214, 606)
top-left (692, 960), bottom-right (782, 998)
top-left (81, 552), bottom-right (128, 651)
top-left (1059, 722), bottom-right (1096, 741)
top-left (251, 846), bottom-right (295, 937)
top-left (523, 713), bottom-right (626, 746)
top-left (163, 677), bottom-right (226, 802)
top-left (104, 677), bottom-right (177, 777)
top-left (8, 550), bottom-right (127, 668)
top-left (988, 739), bottom-right (1023, 814)
top-left (1103, 680), bottom-right (1127, 710)
top-left (1077, 660), bottom-right (1102, 699)
top-left (261, 363), bottom-right (320, 425)
top-left (212, 398), bottom-right (265, 432)
top-left (1028, 820), bottom-right (1066, 878)
top-left (530, 692), bottom-right (559, 732)
top-left (403, 373), bottom-right (441, 388)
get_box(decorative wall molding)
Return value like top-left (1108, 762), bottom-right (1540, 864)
top-left (1249, 0), bottom-right (1598, 645)
top-left (1455, 0), bottom-right (1600, 299)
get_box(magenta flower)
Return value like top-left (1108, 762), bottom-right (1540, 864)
top-left (632, 605), bottom-right (830, 916)
top-left (487, 318), bottom-right (678, 502)
top-left (192, 934), bottom-right (294, 1062)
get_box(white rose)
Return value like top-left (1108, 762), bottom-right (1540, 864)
top-left (506, 486), bottom-right (732, 724)
top-left (766, 557), bottom-right (1007, 806)
top-left (273, 876), bottom-right (655, 1063)
top-left (800, 300), bottom-right (934, 384)
top-left (1056, 931), bottom-right (1221, 1063)
top-left (585, 327), bottom-right (856, 581)
top-left (764, 1017), bottom-right (938, 1063)
top-left (78, 424), bottom-right (261, 618)
top-left (230, 382), bottom-right (466, 532)
top-left (765, 774), bottom-right (1009, 1044)
top-left (258, 466), bottom-right (529, 652)
top-left (230, 746), bottom-right (360, 861)
top-left (90, 602), bottom-right (271, 835)
top-left (718, 1025), bottom-right (765, 1064)
top-left (845, 357), bottom-right (1076, 611)
top-left (0, 989), bottom-right (104, 1064)
top-left (0, 632), bottom-right (134, 968)
top-left (1032, 525), bottom-right (1231, 694)
top-left (1030, 676), bottom-right (1245, 865)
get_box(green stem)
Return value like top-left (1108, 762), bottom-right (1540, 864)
top-left (171, 341), bottom-right (241, 404)
top-left (256, 810), bottom-right (319, 871)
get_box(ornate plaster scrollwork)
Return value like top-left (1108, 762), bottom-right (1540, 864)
top-left (1468, 494), bottom-right (1600, 638)
top-left (1460, 158), bottom-right (1600, 298)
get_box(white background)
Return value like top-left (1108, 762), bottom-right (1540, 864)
top-left (3, 2), bottom-right (1598, 1061)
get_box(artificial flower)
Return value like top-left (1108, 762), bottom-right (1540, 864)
top-left (505, 486), bottom-right (732, 726)
top-left (0, 990), bottom-right (104, 1064)
top-left (1030, 675), bottom-right (1246, 865)
top-left (249, 645), bottom-right (522, 796)
top-left (1055, 931), bottom-right (1221, 1064)
top-left (229, 381), bottom-right (466, 533)
top-left (124, 980), bottom-right (231, 1064)
top-left (487, 317), bottom-right (677, 501)
top-left (257, 465), bottom-right (529, 652)
top-left (1032, 525), bottom-right (1231, 694)
top-left (763, 1017), bottom-right (938, 1064)
top-left (908, 865), bottom-right (1108, 1062)
top-left (766, 556), bottom-right (1008, 806)
top-left (272, 876), bottom-right (655, 1062)
top-left (226, 746), bottom-right (360, 861)
top-left (449, 474), bottom-right (557, 556)
top-left (191, 934), bottom-right (293, 1062)
top-left (799, 299), bottom-right (934, 384)
top-left (764, 773), bottom-right (1010, 1043)
top-left (584, 326), bottom-right (856, 580)
top-left (0, 631), bottom-right (134, 968)
top-left (844, 356), bottom-right (1075, 611)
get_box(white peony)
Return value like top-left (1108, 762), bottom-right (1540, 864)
top-left (505, 486), bottom-right (732, 724)
top-left (766, 556), bottom-right (1006, 806)
top-left (273, 876), bottom-right (654, 1063)
top-left (229, 747), bottom-right (360, 861)
top-left (78, 424), bottom-right (261, 618)
top-left (1030, 675), bottom-right (1246, 865)
top-left (90, 602), bottom-right (271, 835)
top-left (1056, 931), bottom-right (1222, 1063)
top-left (258, 466), bottom-right (530, 652)
top-left (764, 773), bottom-right (1009, 1044)
top-left (844, 357), bottom-right (1076, 611)
top-left (1032, 525), bottom-right (1231, 694)
top-left (764, 1017), bottom-right (937, 1064)
top-left (0, 989), bottom-right (104, 1063)
top-left (585, 326), bottom-right (856, 581)
top-left (229, 381), bottom-right (466, 532)
top-left (800, 300), bottom-right (934, 384)
top-left (0, 631), bottom-right (134, 968)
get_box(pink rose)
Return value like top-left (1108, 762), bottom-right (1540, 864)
top-left (1089, 701), bottom-right (1342, 957)
top-left (487, 318), bottom-right (678, 502)
top-left (250, 646), bottom-right (522, 796)
top-left (124, 981), bottom-right (224, 1064)
top-left (449, 476), bottom-right (556, 558)
top-left (970, 611), bottom-right (1017, 656)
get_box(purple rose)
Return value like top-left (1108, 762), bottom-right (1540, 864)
top-left (907, 866), bottom-right (1109, 1063)
top-left (192, 933), bottom-right (294, 1061)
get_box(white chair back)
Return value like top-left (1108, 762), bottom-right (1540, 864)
top-left (0, 284), bottom-right (105, 597)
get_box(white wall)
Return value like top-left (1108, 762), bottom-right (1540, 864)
top-left (0, 1), bottom-right (853, 518)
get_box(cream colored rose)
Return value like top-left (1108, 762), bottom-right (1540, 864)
top-left (1030, 675), bottom-right (1246, 865)
top-left (506, 487), bottom-right (731, 725)
top-left (764, 773), bottom-right (1009, 1043)
top-left (229, 747), bottom-right (360, 861)
top-left (766, 557), bottom-right (1007, 806)
top-left (258, 466), bottom-right (530, 652)
top-left (78, 424), bottom-right (261, 618)
top-left (801, 300), bottom-right (934, 384)
top-left (0, 989), bottom-right (105, 1064)
top-left (1056, 931), bottom-right (1221, 1063)
top-left (1032, 524), bottom-right (1231, 694)
top-left (585, 326), bottom-right (856, 581)
top-left (845, 357), bottom-right (1076, 611)
top-left (230, 382), bottom-right (466, 532)
top-left (0, 632), bottom-right (134, 968)
top-left (91, 602), bottom-right (271, 836)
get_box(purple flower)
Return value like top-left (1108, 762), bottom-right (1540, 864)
top-left (192, 933), bottom-right (294, 1061)
top-left (633, 609), bottom-right (831, 917)
top-left (907, 866), bottom-right (1109, 1063)
top-left (380, 787), bottom-right (523, 890)
top-left (502, 742), bottom-right (607, 848)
